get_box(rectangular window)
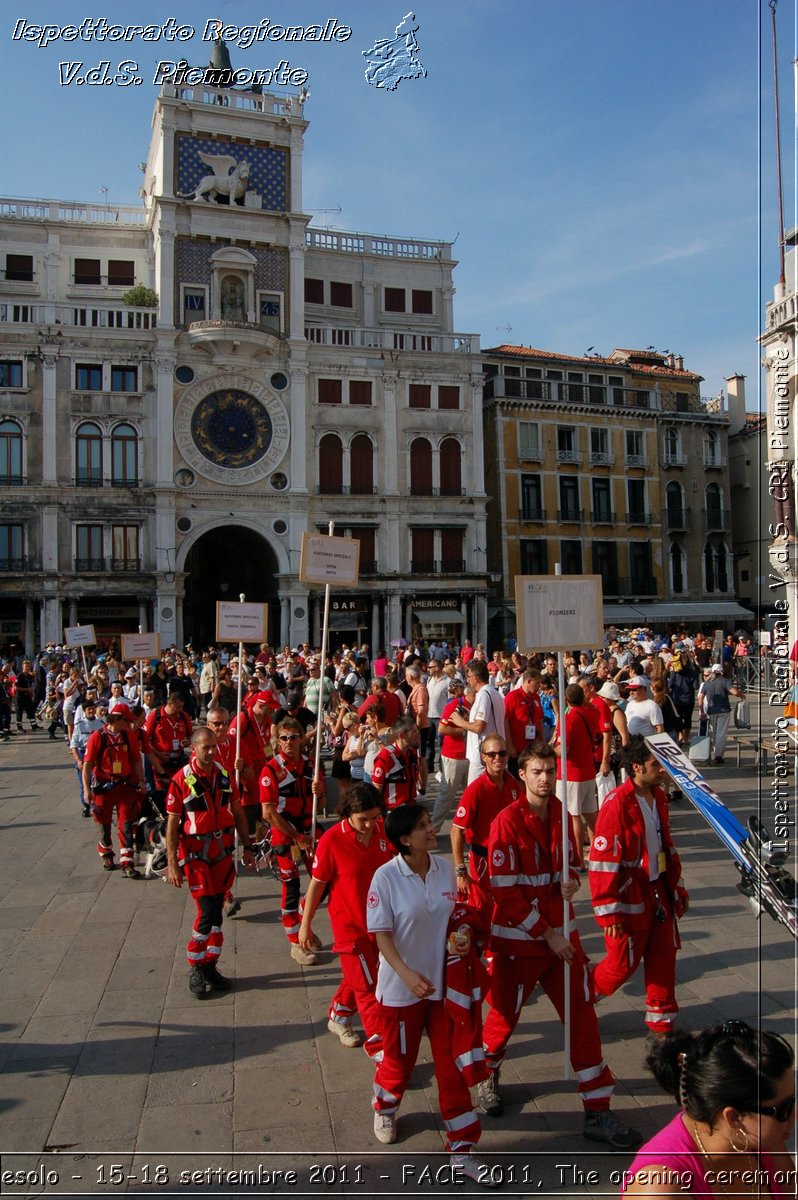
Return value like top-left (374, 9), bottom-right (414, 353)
top-left (350, 527), bottom-right (376, 574)
top-left (409, 384), bottom-right (431, 409)
top-left (411, 289), bottom-right (433, 314)
top-left (112, 524), bottom-right (139, 570)
top-left (630, 542), bottom-right (653, 592)
top-left (0, 361), bottom-right (23, 388)
top-left (609, 375), bottom-right (625, 405)
top-left (521, 474), bottom-right (543, 521)
top-left (504, 366), bottom-right (521, 378)
top-left (441, 528), bottom-right (464, 572)
top-left (349, 380), bottom-right (372, 406)
top-left (627, 479), bottom-right (647, 522)
top-left (438, 385), bottom-right (459, 410)
top-left (0, 523), bottom-right (23, 570)
top-left (384, 287), bottom-right (405, 313)
top-left (75, 363), bottom-right (103, 391)
top-left (592, 478), bottom-right (612, 522)
top-left (587, 373), bottom-right (606, 404)
top-left (560, 540), bottom-right (583, 574)
top-left (411, 528), bottom-right (435, 572)
top-left (304, 277), bottom-right (324, 304)
top-left (625, 429), bottom-right (645, 463)
top-left (559, 476), bottom-right (580, 521)
top-left (111, 365), bottom-right (137, 392)
top-left (318, 378), bottom-right (342, 404)
top-left (74, 258), bottom-right (101, 285)
top-left (518, 422), bottom-right (540, 459)
top-left (520, 539), bottom-right (547, 574)
top-left (329, 281), bottom-right (353, 308)
top-left (676, 392), bottom-right (690, 413)
top-left (5, 254), bottom-right (33, 282)
top-left (590, 428), bottom-right (608, 459)
top-left (592, 542), bottom-right (618, 593)
top-left (76, 524), bottom-right (104, 570)
top-left (107, 260), bottom-right (135, 287)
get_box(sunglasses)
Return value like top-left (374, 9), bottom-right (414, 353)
top-left (278, 734), bottom-right (300, 742)
top-left (755, 1094), bottom-right (796, 1123)
top-left (483, 750), bottom-right (508, 759)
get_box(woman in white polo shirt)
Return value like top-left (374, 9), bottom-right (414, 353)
top-left (366, 804), bottom-right (493, 1186)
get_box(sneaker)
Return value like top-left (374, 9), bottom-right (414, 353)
top-left (201, 963), bottom-right (233, 991)
top-left (188, 965), bottom-right (208, 998)
top-left (121, 866), bottom-right (142, 879)
top-left (290, 943), bottom-right (317, 966)
top-left (102, 854), bottom-right (115, 871)
top-left (713, 756), bottom-right (724, 765)
top-left (477, 1068), bottom-right (503, 1116)
top-left (373, 1110), bottom-right (397, 1144)
top-left (327, 1018), bottom-right (362, 1048)
top-left (81, 806), bottom-right (91, 818)
top-left (308, 932), bottom-right (323, 951)
top-left (583, 1109), bottom-right (642, 1149)
top-left (450, 1154), bottom-right (500, 1189)
top-left (31, 723), bottom-right (40, 731)
top-left (223, 897), bottom-right (242, 918)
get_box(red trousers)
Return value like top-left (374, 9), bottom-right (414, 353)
top-left (593, 888), bottom-right (679, 1034)
top-left (482, 945), bottom-right (614, 1110)
top-left (273, 845), bottom-right (312, 942)
top-left (184, 857), bottom-right (235, 967)
top-left (328, 940), bottom-right (383, 1058)
top-left (373, 998), bottom-right (481, 1152)
top-left (93, 785), bottom-right (139, 868)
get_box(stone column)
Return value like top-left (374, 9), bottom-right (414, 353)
top-left (475, 593), bottom-right (488, 644)
top-left (69, 602), bottom-right (78, 627)
top-left (40, 351), bottom-right (59, 485)
top-left (43, 596), bottom-right (61, 647)
top-left (280, 596), bottom-right (290, 646)
top-left (154, 356), bottom-right (176, 487)
top-left (156, 584), bottom-right (177, 647)
top-left (387, 594), bottom-right (401, 645)
top-left (138, 601), bottom-right (148, 631)
top-left (24, 601), bottom-right (35, 656)
top-left (382, 372), bottom-right (399, 493)
top-left (289, 361), bottom-right (308, 493)
top-left (288, 235), bottom-right (305, 340)
top-left (470, 375), bottom-right (486, 496)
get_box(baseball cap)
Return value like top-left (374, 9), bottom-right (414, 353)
top-left (108, 703), bottom-right (134, 721)
top-left (711, 664), bottom-right (723, 674)
top-left (626, 675), bottom-right (649, 689)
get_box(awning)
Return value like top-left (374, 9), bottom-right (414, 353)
top-left (329, 612), bottom-right (368, 630)
top-left (413, 607), bottom-right (466, 624)
top-left (603, 601), bottom-right (755, 626)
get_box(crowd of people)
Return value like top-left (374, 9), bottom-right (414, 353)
top-left (3, 626), bottom-right (790, 1191)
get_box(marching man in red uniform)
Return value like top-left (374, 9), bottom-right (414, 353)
top-left (589, 735), bottom-right (688, 1036)
top-left (82, 703), bottom-right (146, 877)
top-left (143, 693), bottom-right (193, 812)
top-left (165, 727), bottom-right (256, 999)
top-left (260, 716), bottom-right (325, 966)
top-left (370, 716), bottom-right (426, 809)
top-left (450, 733), bottom-right (520, 916)
top-left (479, 741), bottom-right (641, 1150)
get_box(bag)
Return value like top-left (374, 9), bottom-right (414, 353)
top-left (596, 769), bottom-right (617, 807)
top-left (734, 698), bottom-right (750, 729)
top-left (689, 735), bottom-right (711, 764)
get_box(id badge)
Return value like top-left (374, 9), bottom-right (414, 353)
top-left (525, 724), bottom-right (536, 740)
top-left (112, 760), bottom-right (122, 775)
top-left (657, 850), bottom-right (667, 876)
top-left (172, 739), bottom-right (181, 751)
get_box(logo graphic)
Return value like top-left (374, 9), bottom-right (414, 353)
top-left (456, 806), bottom-right (466, 819)
top-left (367, 890), bottom-right (379, 908)
top-left (492, 849), bottom-right (505, 867)
top-left (593, 836), bottom-right (608, 852)
top-left (362, 11), bottom-right (426, 91)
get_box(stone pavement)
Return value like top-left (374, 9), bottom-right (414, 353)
top-left (0, 703), bottom-right (795, 1198)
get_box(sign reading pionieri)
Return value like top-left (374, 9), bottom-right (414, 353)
top-left (514, 575), bottom-right (604, 653)
top-left (299, 532), bottom-right (360, 587)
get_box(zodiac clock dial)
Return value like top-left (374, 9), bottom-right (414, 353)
top-left (190, 389), bottom-right (273, 469)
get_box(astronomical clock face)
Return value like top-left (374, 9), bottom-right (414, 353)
top-left (191, 389), bottom-right (272, 469)
top-left (174, 373), bottom-right (290, 485)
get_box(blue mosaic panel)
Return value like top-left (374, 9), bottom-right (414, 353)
top-left (174, 238), bottom-right (287, 324)
top-left (175, 135), bottom-right (288, 212)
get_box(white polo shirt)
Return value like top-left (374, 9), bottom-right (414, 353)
top-left (367, 853), bottom-right (457, 1006)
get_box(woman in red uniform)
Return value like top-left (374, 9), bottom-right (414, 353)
top-left (298, 783), bottom-right (393, 1054)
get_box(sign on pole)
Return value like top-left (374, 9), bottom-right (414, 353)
top-left (215, 601), bottom-right (269, 643)
top-left (299, 531), bottom-right (360, 587)
top-left (121, 632), bottom-right (161, 661)
top-left (64, 624), bottom-right (96, 648)
top-left (514, 574), bottom-right (604, 652)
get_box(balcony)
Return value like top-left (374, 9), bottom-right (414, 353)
top-left (627, 511), bottom-right (653, 526)
top-left (590, 510), bottom-right (616, 525)
top-left (408, 485), bottom-right (466, 498)
top-left (0, 475), bottom-right (27, 486)
top-left (316, 484), bottom-right (379, 495)
top-left (702, 454), bottom-right (727, 470)
top-left (75, 557), bottom-right (142, 573)
top-left (0, 557), bottom-right (29, 572)
top-left (662, 450), bottom-right (687, 467)
top-left (305, 325), bottom-right (478, 354)
top-left (73, 476), bottom-right (141, 489)
top-left (589, 451), bottom-right (614, 466)
top-left (556, 508), bottom-right (584, 523)
top-left (625, 453), bottom-right (649, 468)
top-left (607, 576), bottom-right (658, 598)
top-left (410, 559), bottom-right (466, 575)
top-left (703, 508), bottom-right (730, 532)
top-left (517, 446), bottom-right (545, 463)
top-left (664, 506), bottom-right (691, 530)
top-left (58, 302), bottom-right (157, 331)
top-left (555, 449), bottom-right (582, 465)
top-left (486, 378), bottom-right (550, 402)
top-left (518, 507), bottom-right (547, 523)
top-left (612, 389), bottom-right (654, 410)
top-left (358, 560), bottom-right (378, 574)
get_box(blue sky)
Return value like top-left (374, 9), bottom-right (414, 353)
top-left (2, 1), bottom-right (794, 403)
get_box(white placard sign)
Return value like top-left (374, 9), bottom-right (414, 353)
top-left (64, 624), bottom-right (96, 648)
top-left (121, 632), bottom-right (162, 661)
top-left (299, 532), bottom-right (360, 587)
top-left (514, 575), bottom-right (604, 653)
top-left (215, 601), bottom-right (269, 643)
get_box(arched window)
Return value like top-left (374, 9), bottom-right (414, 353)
top-left (665, 481), bottom-right (684, 525)
top-left (111, 423), bottom-right (138, 486)
top-left (349, 434), bottom-right (374, 495)
top-left (704, 543), bottom-right (716, 592)
top-left (705, 482), bottom-right (723, 529)
top-left (715, 542), bottom-right (728, 592)
top-left (664, 427), bottom-right (680, 463)
top-left (703, 429), bottom-right (719, 466)
top-left (670, 542), bottom-right (685, 594)
top-left (439, 437), bottom-right (462, 496)
top-left (409, 437), bottom-right (433, 496)
top-left (76, 421), bottom-right (102, 486)
top-left (318, 433), bottom-right (343, 493)
top-left (0, 419), bottom-right (23, 483)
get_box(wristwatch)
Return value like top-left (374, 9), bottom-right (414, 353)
top-left (455, 865), bottom-right (468, 877)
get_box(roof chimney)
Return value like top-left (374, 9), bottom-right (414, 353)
top-left (675, 355), bottom-right (684, 371)
top-left (725, 375), bottom-right (746, 436)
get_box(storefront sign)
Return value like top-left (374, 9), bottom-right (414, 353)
top-left (412, 596), bottom-right (461, 609)
top-left (331, 597), bottom-right (370, 613)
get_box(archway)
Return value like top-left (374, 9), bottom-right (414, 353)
top-left (182, 525), bottom-right (280, 648)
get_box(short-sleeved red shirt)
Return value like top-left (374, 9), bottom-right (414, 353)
top-left (452, 770), bottom-right (521, 848)
top-left (555, 705), bottom-right (599, 781)
top-left (311, 818), bottom-right (394, 951)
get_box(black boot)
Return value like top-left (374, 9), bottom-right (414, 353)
top-left (188, 965), bottom-right (209, 998)
top-left (201, 962), bottom-right (233, 991)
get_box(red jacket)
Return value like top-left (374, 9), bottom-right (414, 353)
top-left (588, 776), bottom-right (686, 931)
top-left (486, 795), bottom-right (581, 956)
top-left (444, 901), bottom-right (490, 1086)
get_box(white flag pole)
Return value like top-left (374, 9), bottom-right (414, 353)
top-left (138, 625), bottom-right (144, 704)
top-left (555, 562), bottom-right (571, 1081)
top-left (234, 593), bottom-right (245, 878)
top-left (311, 521), bottom-right (334, 847)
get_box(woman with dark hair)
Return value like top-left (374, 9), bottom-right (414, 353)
top-left (365, 804), bottom-right (494, 1186)
top-left (298, 783), bottom-right (392, 1053)
top-left (623, 1021), bottom-right (795, 1196)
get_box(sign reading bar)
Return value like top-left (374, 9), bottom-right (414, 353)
top-left (216, 601), bottom-right (269, 643)
top-left (299, 532), bottom-right (360, 587)
top-left (514, 575), bottom-right (604, 653)
top-left (64, 624), bottom-right (96, 648)
top-left (121, 632), bottom-right (162, 661)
